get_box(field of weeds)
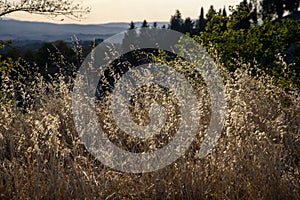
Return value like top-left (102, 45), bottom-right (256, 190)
top-left (0, 51), bottom-right (299, 199)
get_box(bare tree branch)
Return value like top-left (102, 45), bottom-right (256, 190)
top-left (0, 0), bottom-right (90, 19)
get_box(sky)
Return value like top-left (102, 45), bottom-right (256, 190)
top-left (7, 0), bottom-right (243, 24)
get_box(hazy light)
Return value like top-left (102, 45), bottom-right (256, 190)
top-left (6, 0), bottom-right (242, 24)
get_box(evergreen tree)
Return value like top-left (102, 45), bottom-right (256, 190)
top-left (129, 21), bottom-right (135, 29)
top-left (183, 17), bottom-right (194, 34)
top-left (195, 7), bottom-right (206, 34)
top-left (218, 9), bottom-right (222, 15)
top-left (170, 10), bottom-right (184, 32)
top-left (205, 5), bottom-right (217, 32)
top-left (248, 1), bottom-right (258, 24)
top-left (221, 7), bottom-right (228, 31)
top-left (251, 6), bottom-right (258, 24)
top-left (200, 7), bottom-right (204, 20)
top-left (141, 20), bottom-right (149, 28)
top-left (231, 0), bottom-right (251, 30)
top-left (223, 7), bottom-right (227, 17)
top-left (206, 6), bottom-right (217, 21)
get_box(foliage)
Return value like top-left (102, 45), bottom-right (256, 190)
top-left (0, 41), bottom-right (17, 107)
top-left (169, 1), bottom-right (257, 35)
top-left (0, 41), bottom-right (15, 73)
top-left (198, 2), bottom-right (300, 89)
top-left (170, 10), bottom-right (184, 32)
top-left (1, 39), bottom-right (95, 78)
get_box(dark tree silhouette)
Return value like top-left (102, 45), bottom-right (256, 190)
top-left (223, 7), bottom-right (227, 17)
top-left (183, 17), bottom-right (194, 34)
top-left (250, 4), bottom-right (258, 24)
top-left (141, 20), bottom-right (149, 28)
top-left (200, 7), bottom-right (205, 20)
top-left (206, 6), bottom-right (217, 21)
top-left (195, 7), bottom-right (207, 34)
top-left (231, 0), bottom-right (251, 30)
top-left (221, 7), bottom-right (228, 31)
top-left (129, 21), bottom-right (135, 30)
top-left (170, 10), bottom-right (184, 32)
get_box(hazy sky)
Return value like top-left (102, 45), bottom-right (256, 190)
top-left (8, 0), bottom-right (243, 24)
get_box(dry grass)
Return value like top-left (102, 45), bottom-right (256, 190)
top-left (0, 53), bottom-right (299, 199)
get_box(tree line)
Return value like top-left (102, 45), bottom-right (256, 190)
top-left (1, 0), bottom-right (300, 89)
top-left (126, 0), bottom-right (300, 89)
top-left (128, 0), bottom-right (300, 35)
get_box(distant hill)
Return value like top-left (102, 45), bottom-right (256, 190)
top-left (0, 19), bottom-right (169, 42)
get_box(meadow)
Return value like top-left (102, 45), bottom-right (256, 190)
top-left (0, 46), bottom-right (299, 199)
